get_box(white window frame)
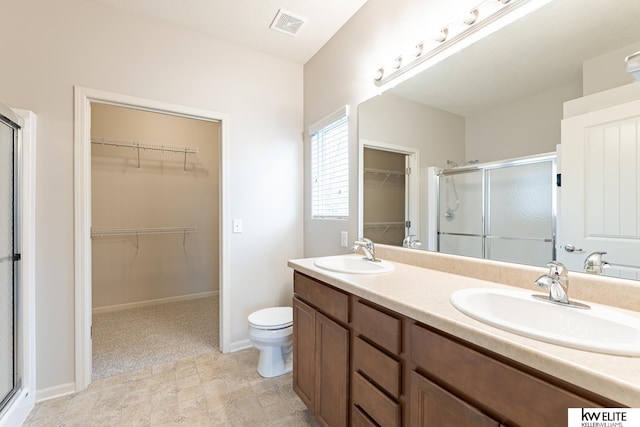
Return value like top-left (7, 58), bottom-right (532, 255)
top-left (309, 106), bottom-right (349, 219)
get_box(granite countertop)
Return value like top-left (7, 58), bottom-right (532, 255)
top-left (288, 256), bottom-right (640, 407)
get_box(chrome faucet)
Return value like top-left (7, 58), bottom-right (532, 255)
top-left (402, 235), bottom-right (423, 249)
top-left (351, 238), bottom-right (379, 262)
top-left (584, 252), bottom-right (610, 275)
top-left (534, 261), bottom-right (570, 304)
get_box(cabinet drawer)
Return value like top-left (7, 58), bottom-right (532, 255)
top-left (353, 337), bottom-right (401, 398)
top-left (410, 370), bottom-right (499, 427)
top-left (352, 372), bottom-right (401, 427)
top-left (411, 324), bottom-right (603, 426)
top-left (294, 272), bottom-right (349, 324)
top-left (351, 405), bottom-right (377, 427)
top-left (352, 300), bottom-right (402, 354)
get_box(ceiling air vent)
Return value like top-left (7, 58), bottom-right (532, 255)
top-left (270, 9), bottom-right (306, 36)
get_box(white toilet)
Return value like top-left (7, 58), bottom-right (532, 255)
top-left (247, 306), bottom-right (293, 378)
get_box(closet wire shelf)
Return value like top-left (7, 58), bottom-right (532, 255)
top-left (91, 136), bottom-right (198, 171)
top-left (364, 167), bottom-right (406, 188)
top-left (91, 227), bottom-right (198, 250)
top-left (363, 222), bottom-right (405, 239)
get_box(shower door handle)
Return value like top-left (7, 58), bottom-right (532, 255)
top-left (563, 244), bottom-right (584, 253)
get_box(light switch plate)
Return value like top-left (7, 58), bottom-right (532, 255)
top-left (233, 219), bottom-right (243, 233)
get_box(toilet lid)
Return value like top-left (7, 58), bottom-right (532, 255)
top-left (248, 307), bottom-right (293, 329)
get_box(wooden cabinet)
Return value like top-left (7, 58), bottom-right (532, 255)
top-left (293, 273), bottom-right (350, 427)
top-left (292, 297), bottom-right (316, 409)
top-left (410, 323), bottom-right (621, 427)
top-left (292, 271), bottom-right (623, 427)
top-left (410, 371), bottom-right (499, 427)
top-left (351, 299), bottom-right (403, 427)
top-left (315, 312), bottom-right (350, 427)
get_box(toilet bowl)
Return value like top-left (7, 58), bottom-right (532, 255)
top-left (248, 307), bottom-right (293, 378)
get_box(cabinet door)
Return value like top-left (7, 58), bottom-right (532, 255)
top-left (410, 371), bottom-right (499, 427)
top-left (315, 312), bottom-right (349, 427)
top-left (293, 297), bottom-right (316, 410)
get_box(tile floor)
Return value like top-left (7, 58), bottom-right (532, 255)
top-left (23, 348), bottom-right (318, 426)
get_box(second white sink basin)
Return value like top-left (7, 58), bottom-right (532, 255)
top-left (450, 288), bottom-right (640, 356)
top-left (314, 254), bottom-right (394, 274)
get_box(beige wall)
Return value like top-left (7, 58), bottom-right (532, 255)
top-left (91, 104), bottom-right (219, 308)
top-left (1, 0), bottom-right (303, 394)
top-left (583, 40), bottom-right (640, 96)
top-left (465, 80), bottom-right (582, 162)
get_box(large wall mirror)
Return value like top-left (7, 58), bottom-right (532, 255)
top-left (358, 0), bottom-right (640, 279)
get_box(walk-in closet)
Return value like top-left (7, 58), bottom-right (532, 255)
top-left (90, 103), bottom-right (220, 379)
top-left (363, 148), bottom-right (408, 246)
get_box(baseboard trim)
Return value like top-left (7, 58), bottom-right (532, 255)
top-left (92, 291), bottom-right (219, 315)
top-left (228, 339), bottom-right (253, 353)
top-left (35, 382), bottom-right (76, 403)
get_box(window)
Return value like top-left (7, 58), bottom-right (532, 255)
top-left (310, 106), bottom-right (349, 219)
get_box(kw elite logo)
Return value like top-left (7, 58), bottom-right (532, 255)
top-left (568, 408), bottom-right (640, 427)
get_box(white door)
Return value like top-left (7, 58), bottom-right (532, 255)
top-left (559, 98), bottom-right (640, 279)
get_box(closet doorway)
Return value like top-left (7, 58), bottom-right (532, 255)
top-left (74, 87), bottom-right (231, 390)
top-left (90, 104), bottom-right (220, 379)
top-left (359, 140), bottom-right (419, 247)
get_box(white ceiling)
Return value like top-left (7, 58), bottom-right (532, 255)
top-left (90, 0), bottom-right (369, 64)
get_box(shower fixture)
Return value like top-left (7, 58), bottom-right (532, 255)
top-left (442, 159), bottom-right (479, 220)
top-left (446, 159), bottom-right (479, 168)
top-left (443, 169), bottom-right (460, 221)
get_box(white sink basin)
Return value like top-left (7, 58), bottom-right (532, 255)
top-left (450, 288), bottom-right (640, 356)
top-left (314, 255), bottom-right (394, 274)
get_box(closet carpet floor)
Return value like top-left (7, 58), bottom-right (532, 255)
top-left (92, 296), bottom-right (219, 380)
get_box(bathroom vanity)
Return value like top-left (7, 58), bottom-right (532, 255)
top-left (289, 247), bottom-right (639, 427)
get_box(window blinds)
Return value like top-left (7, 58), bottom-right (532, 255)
top-left (310, 107), bottom-right (349, 219)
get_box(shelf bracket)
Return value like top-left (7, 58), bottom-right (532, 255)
top-left (135, 143), bottom-right (141, 169)
top-left (183, 148), bottom-right (188, 172)
top-left (379, 173), bottom-right (391, 188)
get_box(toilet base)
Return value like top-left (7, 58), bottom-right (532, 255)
top-left (256, 345), bottom-right (293, 378)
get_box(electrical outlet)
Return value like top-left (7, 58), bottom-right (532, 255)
top-left (340, 231), bottom-right (348, 247)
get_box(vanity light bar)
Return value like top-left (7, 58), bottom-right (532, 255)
top-left (374, 0), bottom-right (552, 88)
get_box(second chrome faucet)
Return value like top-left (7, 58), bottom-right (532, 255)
top-left (351, 238), bottom-right (379, 262)
top-left (534, 261), bottom-right (589, 309)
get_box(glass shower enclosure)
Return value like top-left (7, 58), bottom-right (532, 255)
top-left (437, 153), bottom-right (556, 266)
top-left (0, 112), bottom-right (20, 415)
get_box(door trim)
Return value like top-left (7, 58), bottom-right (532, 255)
top-left (73, 86), bottom-right (231, 391)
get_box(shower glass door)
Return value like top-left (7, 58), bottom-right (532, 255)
top-left (0, 114), bottom-right (19, 413)
top-left (437, 154), bottom-right (555, 264)
top-left (438, 170), bottom-right (484, 258)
